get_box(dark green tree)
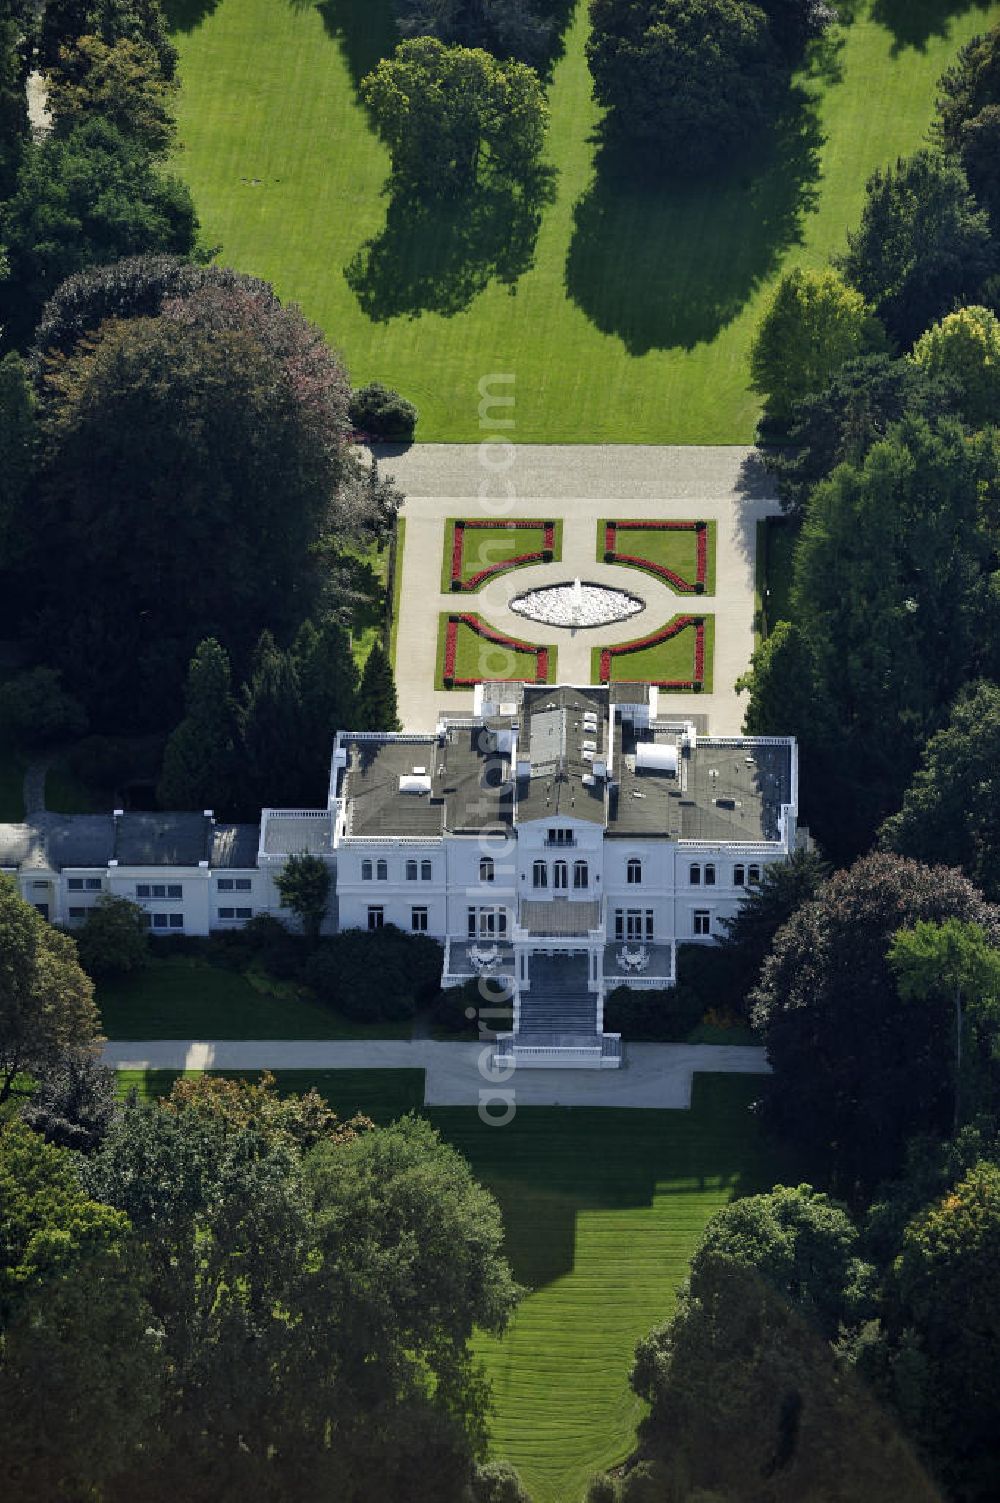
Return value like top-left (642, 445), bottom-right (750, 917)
top-left (75, 895), bottom-right (148, 980)
top-left (20, 1045), bottom-right (118, 1152)
top-left (238, 632), bottom-right (310, 810)
top-left (348, 380), bottom-right (418, 440)
top-left (0, 666), bottom-right (87, 750)
top-left (38, 0), bottom-right (177, 77)
top-left (394, 0), bottom-right (559, 70)
top-left (0, 0), bottom-right (30, 199)
top-left (46, 33), bottom-right (178, 152)
top-left (0, 1120), bottom-right (162, 1499)
top-left (0, 118), bottom-right (197, 347)
top-left (751, 853), bottom-right (1000, 1195)
top-left (358, 639), bottom-right (400, 731)
top-left (157, 638), bottom-right (238, 812)
top-left (360, 36), bottom-right (549, 197)
top-left (275, 852), bottom-right (331, 941)
top-left (837, 150), bottom-right (995, 347)
top-left (880, 681), bottom-right (1000, 903)
top-left (293, 616), bottom-right (359, 747)
top-left (935, 19), bottom-right (1000, 225)
top-left (716, 848), bottom-right (830, 1010)
top-left (0, 353), bottom-right (35, 567)
top-left (0, 874), bottom-right (102, 1104)
top-left (586, 0), bottom-right (784, 169)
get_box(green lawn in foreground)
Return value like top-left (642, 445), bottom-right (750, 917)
top-left (98, 954), bottom-right (415, 1039)
top-left (167, 0), bottom-right (1000, 442)
top-left (593, 615), bottom-right (715, 691)
top-left (603, 521), bottom-right (717, 594)
top-left (112, 1066), bottom-right (783, 1501)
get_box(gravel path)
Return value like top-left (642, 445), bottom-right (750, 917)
top-left (103, 1038), bottom-right (769, 1109)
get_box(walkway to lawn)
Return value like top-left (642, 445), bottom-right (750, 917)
top-left (380, 444), bottom-right (778, 735)
top-left (102, 1038), bottom-right (769, 1108)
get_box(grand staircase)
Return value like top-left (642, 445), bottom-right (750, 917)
top-left (517, 954), bottom-right (599, 1045)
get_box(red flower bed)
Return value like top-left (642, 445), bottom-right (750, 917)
top-left (598, 616), bottom-right (706, 691)
top-left (442, 614), bottom-right (551, 688)
top-left (604, 519), bottom-right (709, 592)
top-left (450, 519), bottom-right (557, 591)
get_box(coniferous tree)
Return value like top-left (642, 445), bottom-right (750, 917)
top-left (358, 639), bottom-right (400, 731)
top-left (238, 632), bottom-right (310, 811)
top-left (157, 638), bottom-right (238, 812)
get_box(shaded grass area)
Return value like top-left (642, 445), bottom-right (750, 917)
top-left (435, 613), bottom-right (557, 689)
top-left (593, 616), bottom-right (715, 692)
top-left (602, 520), bottom-right (717, 595)
top-left (98, 954), bottom-right (417, 1040)
top-left (117, 1066), bottom-right (426, 1122)
top-left (167, 0), bottom-right (1000, 441)
top-left (441, 519), bottom-right (563, 593)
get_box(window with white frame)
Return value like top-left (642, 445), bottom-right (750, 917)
top-left (376, 859), bottom-right (388, 881)
top-left (137, 883), bottom-right (182, 900)
top-left (748, 864), bottom-right (762, 884)
top-left (573, 860), bottom-right (588, 889)
top-left (362, 860), bottom-right (373, 881)
top-left (627, 857), bottom-right (642, 884)
top-left (480, 857), bottom-right (494, 882)
top-left (689, 864), bottom-right (701, 885)
top-left (468, 905), bottom-right (507, 938)
top-left (421, 859), bottom-right (432, 881)
top-left (67, 878), bottom-right (84, 891)
top-left (234, 878), bottom-right (252, 891)
top-left (734, 863), bottom-right (746, 886)
top-left (411, 906), bottom-right (428, 932)
top-left (219, 906), bottom-right (251, 921)
top-left (86, 878), bottom-right (102, 891)
top-left (532, 860), bottom-right (547, 889)
top-left (367, 906), bottom-right (384, 931)
top-left (553, 860), bottom-right (568, 891)
top-left (547, 827), bottom-right (573, 845)
top-left (406, 860), bottom-right (418, 881)
top-left (615, 908), bottom-right (649, 941)
top-left (705, 863), bottom-right (716, 886)
top-left (693, 910), bottom-right (711, 936)
top-left (218, 878), bottom-right (234, 891)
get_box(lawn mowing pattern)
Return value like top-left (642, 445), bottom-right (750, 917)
top-left (116, 1067), bottom-right (426, 1123)
top-left (594, 615), bottom-right (714, 692)
top-left (98, 954), bottom-right (416, 1040)
top-left (601, 519), bottom-right (716, 594)
top-left (167, 1), bottom-right (1000, 442)
top-left (437, 611), bottom-right (557, 688)
top-left (430, 1074), bottom-right (791, 1503)
top-left (443, 518), bottom-right (562, 593)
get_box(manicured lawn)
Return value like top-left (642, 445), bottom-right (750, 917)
top-left (167, 0), bottom-right (1000, 442)
top-left (593, 615), bottom-right (715, 692)
top-left (601, 520), bottom-right (717, 595)
top-left (436, 612), bottom-right (557, 689)
top-left (117, 1066), bottom-right (426, 1122)
top-left (98, 954), bottom-right (417, 1039)
top-left (442, 519), bottom-right (563, 593)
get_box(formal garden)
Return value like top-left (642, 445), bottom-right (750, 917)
top-left (443, 518), bottom-right (562, 591)
top-left (436, 611), bottom-right (557, 689)
top-left (600, 519), bottom-right (715, 593)
top-left (592, 614), bottom-right (714, 691)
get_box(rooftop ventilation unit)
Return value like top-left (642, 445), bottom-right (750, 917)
top-left (582, 738), bottom-right (597, 751)
top-left (398, 774), bottom-right (432, 795)
top-left (635, 742), bottom-right (679, 776)
top-left (593, 760), bottom-right (607, 779)
top-left (581, 774), bottom-right (596, 787)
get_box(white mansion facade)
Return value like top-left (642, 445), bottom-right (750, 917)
top-left (1, 682), bottom-right (797, 1069)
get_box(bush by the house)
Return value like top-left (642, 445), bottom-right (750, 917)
top-left (305, 924), bottom-right (444, 1021)
top-left (348, 381), bottom-right (418, 441)
top-left (74, 895), bottom-right (148, 979)
top-left (603, 982), bottom-right (703, 1041)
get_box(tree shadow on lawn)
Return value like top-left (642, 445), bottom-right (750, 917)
top-left (345, 169), bottom-right (556, 322)
top-left (311, 0), bottom-right (400, 90)
top-left (870, 0), bottom-right (993, 53)
top-left (564, 91), bottom-right (824, 356)
top-left (162, 0), bottom-right (222, 32)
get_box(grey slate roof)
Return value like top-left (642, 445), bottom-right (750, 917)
top-left (210, 823), bottom-right (261, 869)
top-left (0, 812), bottom-right (263, 872)
top-left (261, 812), bottom-right (334, 856)
top-left (114, 812), bottom-right (212, 866)
top-left (515, 685), bottom-right (608, 826)
top-left (340, 732), bottom-right (512, 839)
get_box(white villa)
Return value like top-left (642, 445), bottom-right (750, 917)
top-left (1, 681), bottom-right (797, 1069)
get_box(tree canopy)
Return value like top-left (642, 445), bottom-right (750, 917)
top-left (910, 303), bottom-right (1000, 427)
top-left (46, 32), bottom-right (178, 151)
top-left (275, 853), bottom-right (331, 940)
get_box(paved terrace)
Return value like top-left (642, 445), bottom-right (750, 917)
top-left (103, 1039), bottom-right (769, 1109)
top-left (379, 445), bottom-right (779, 736)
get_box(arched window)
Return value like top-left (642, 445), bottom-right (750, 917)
top-left (627, 857), bottom-right (642, 885)
top-left (689, 863), bottom-right (701, 886)
top-left (553, 860), bottom-right (568, 891)
top-left (362, 860), bottom-right (373, 881)
top-left (734, 863), bottom-right (746, 887)
top-left (573, 860), bottom-right (588, 889)
top-left (532, 860), bottom-right (547, 889)
top-left (405, 859), bottom-right (418, 881)
top-left (421, 860), bottom-right (432, 881)
top-left (376, 859), bottom-right (388, 881)
top-left (748, 863), bottom-right (762, 885)
top-left (480, 857), bottom-right (495, 883)
top-left (705, 863), bottom-right (716, 886)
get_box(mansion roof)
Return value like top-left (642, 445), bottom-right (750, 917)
top-left (0, 812), bottom-right (260, 873)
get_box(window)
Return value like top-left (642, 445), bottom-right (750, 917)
top-left (468, 907), bottom-right (477, 938)
top-left (31, 880), bottom-right (47, 890)
top-left (705, 863), bottom-right (716, 887)
top-left (573, 860), bottom-right (588, 889)
top-left (421, 860), bottom-right (432, 881)
top-left (152, 913), bottom-right (168, 929)
top-left (689, 864), bottom-right (701, 886)
top-left (376, 860), bottom-right (388, 881)
top-left (361, 860), bottom-right (373, 881)
top-left (411, 906), bottom-right (428, 932)
top-left (627, 858), bottom-right (642, 885)
top-left (532, 860), bottom-right (547, 889)
top-left (406, 860), bottom-right (418, 881)
top-left (167, 884), bottom-right (182, 899)
top-left (136, 884), bottom-right (150, 898)
top-left (235, 907), bottom-right (252, 920)
top-left (646, 910), bottom-right (654, 940)
top-left (476, 907), bottom-right (508, 938)
top-left (68, 906), bottom-right (85, 919)
top-left (86, 878), bottom-right (103, 890)
top-left (553, 860), bottom-right (568, 891)
top-left (734, 864), bottom-right (746, 887)
top-left (547, 827), bottom-right (572, 845)
top-left (480, 857), bottom-right (494, 883)
top-left (218, 878), bottom-right (234, 891)
top-left (219, 907), bottom-right (235, 920)
top-left (748, 864), bottom-right (762, 885)
top-left (693, 910), bottom-right (711, 936)
top-left (615, 908), bottom-right (645, 941)
top-left (367, 906), bottom-right (384, 931)
top-left (169, 914), bottom-right (183, 929)
top-left (235, 879), bottom-right (252, 892)
top-left (68, 878), bottom-right (84, 891)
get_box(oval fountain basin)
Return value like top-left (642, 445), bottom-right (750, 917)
top-left (509, 581), bottom-right (645, 629)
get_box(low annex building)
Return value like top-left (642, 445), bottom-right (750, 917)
top-left (0, 684), bottom-right (798, 1070)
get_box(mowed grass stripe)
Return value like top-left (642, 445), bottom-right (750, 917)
top-left (169, 1), bottom-right (1000, 442)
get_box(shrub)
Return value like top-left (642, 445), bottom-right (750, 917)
top-left (348, 381), bottom-right (418, 441)
top-left (435, 976), bottom-right (513, 1033)
top-left (603, 983), bottom-right (703, 1041)
top-left (304, 925), bottom-right (444, 1021)
top-left (75, 896), bottom-right (147, 980)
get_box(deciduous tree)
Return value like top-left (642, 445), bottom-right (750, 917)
top-left (275, 852), bottom-right (331, 941)
top-left (46, 33), bottom-right (178, 151)
top-left (75, 895), bottom-right (148, 980)
top-left (910, 303), bottom-right (1000, 427)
